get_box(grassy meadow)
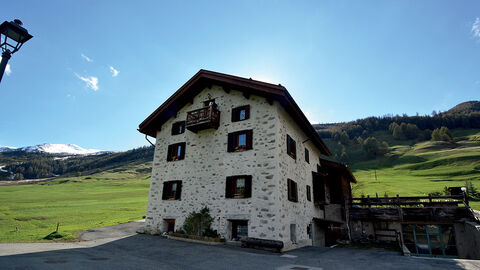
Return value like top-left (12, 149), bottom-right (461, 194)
top-left (0, 162), bottom-right (151, 242)
top-left (345, 129), bottom-right (480, 209)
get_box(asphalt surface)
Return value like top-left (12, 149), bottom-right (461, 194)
top-left (1, 221), bottom-right (479, 270)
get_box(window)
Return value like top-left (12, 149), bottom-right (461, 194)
top-left (162, 180), bottom-right (182, 200)
top-left (227, 130), bottom-right (253, 152)
top-left (305, 148), bottom-right (309, 163)
top-left (306, 185), bottom-right (312, 201)
top-left (290, 224), bottom-right (297, 244)
top-left (232, 105), bottom-right (250, 122)
top-left (203, 99), bottom-right (215, 107)
top-left (231, 220), bottom-right (248, 240)
top-left (167, 142), bottom-right (186, 161)
top-left (164, 219), bottom-right (175, 233)
top-left (287, 179), bottom-right (298, 202)
top-left (286, 135), bottom-right (296, 159)
top-left (226, 175), bottom-right (252, 198)
top-left (312, 172), bottom-right (326, 204)
top-left (171, 121), bottom-right (185, 135)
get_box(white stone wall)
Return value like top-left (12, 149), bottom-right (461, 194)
top-left (145, 85), bottom-right (328, 250)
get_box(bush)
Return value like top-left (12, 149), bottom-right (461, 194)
top-left (363, 137), bottom-right (389, 158)
top-left (183, 207), bottom-right (214, 236)
top-left (431, 126), bottom-right (452, 142)
top-left (202, 228), bottom-right (220, 238)
top-left (43, 232), bottom-right (65, 240)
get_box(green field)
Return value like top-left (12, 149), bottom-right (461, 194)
top-left (347, 129), bottom-right (480, 209)
top-left (0, 163), bottom-right (150, 242)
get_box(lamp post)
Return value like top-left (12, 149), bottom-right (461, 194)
top-left (0, 19), bottom-right (33, 84)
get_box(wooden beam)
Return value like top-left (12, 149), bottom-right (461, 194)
top-left (266, 97), bottom-right (274, 105)
top-left (243, 91), bottom-right (250, 99)
top-left (223, 86), bottom-right (231, 93)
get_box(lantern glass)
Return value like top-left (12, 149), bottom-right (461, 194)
top-left (0, 21), bottom-right (33, 54)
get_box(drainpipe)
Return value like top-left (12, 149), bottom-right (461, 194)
top-left (144, 134), bottom-right (155, 147)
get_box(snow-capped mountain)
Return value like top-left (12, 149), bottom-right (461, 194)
top-left (0, 146), bottom-right (17, 152)
top-left (0, 144), bottom-right (105, 155)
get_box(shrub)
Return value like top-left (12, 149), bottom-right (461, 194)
top-left (431, 126), bottom-right (452, 142)
top-left (183, 207), bottom-right (214, 236)
top-left (202, 228), bottom-right (220, 238)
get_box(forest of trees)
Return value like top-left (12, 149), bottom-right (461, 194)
top-left (1, 146), bottom-right (154, 180)
top-left (316, 106), bottom-right (480, 162)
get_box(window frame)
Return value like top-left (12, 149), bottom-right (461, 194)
top-left (287, 179), bottom-right (298, 202)
top-left (225, 175), bottom-right (252, 199)
top-left (171, 121), bottom-right (186, 135)
top-left (227, 130), bottom-right (253, 152)
top-left (167, 142), bottom-right (186, 161)
top-left (306, 185), bottom-right (312, 202)
top-left (232, 105), bottom-right (250, 122)
top-left (286, 135), bottom-right (297, 159)
top-left (305, 148), bottom-right (309, 163)
top-left (162, 180), bottom-right (182, 200)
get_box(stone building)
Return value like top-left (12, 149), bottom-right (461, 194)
top-left (138, 70), bottom-right (355, 251)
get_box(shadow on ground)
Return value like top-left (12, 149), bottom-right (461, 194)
top-left (1, 233), bottom-right (479, 270)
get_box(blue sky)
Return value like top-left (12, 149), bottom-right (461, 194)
top-left (1, 1), bottom-right (479, 151)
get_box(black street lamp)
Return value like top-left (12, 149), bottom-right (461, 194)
top-left (0, 19), bottom-right (33, 83)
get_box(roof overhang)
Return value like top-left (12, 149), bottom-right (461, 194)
top-left (138, 69), bottom-right (331, 156)
top-left (319, 158), bottom-right (357, 183)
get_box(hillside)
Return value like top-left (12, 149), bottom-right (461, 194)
top-left (0, 146), bottom-right (154, 180)
top-left (315, 101), bottom-right (480, 208)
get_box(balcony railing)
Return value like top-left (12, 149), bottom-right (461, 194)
top-left (186, 106), bottom-right (220, 133)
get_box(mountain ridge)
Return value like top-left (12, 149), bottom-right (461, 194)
top-left (0, 143), bottom-right (106, 155)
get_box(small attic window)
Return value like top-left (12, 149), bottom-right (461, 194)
top-left (171, 121), bottom-right (185, 135)
top-left (203, 99), bottom-right (216, 107)
top-left (232, 105), bottom-right (250, 122)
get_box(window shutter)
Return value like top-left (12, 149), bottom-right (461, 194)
top-left (175, 181), bottom-right (182, 200)
top-left (167, 145), bottom-right (172, 161)
top-left (287, 179), bottom-right (292, 201)
top-left (292, 140), bottom-right (297, 159)
top-left (244, 175), bottom-right (252, 198)
top-left (245, 105), bottom-right (250, 120)
top-left (162, 182), bottom-right (168, 200)
top-left (286, 136), bottom-right (291, 155)
top-left (225, 177), bottom-right (233, 198)
top-left (246, 130), bottom-right (253, 150)
top-left (227, 133), bottom-right (234, 152)
top-left (180, 143), bottom-right (186, 159)
top-left (293, 181), bottom-right (298, 202)
top-left (231, 108), bottom-right (237, 122)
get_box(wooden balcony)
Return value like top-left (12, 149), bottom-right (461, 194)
top-left (186, 106), bottom-right (220, 133)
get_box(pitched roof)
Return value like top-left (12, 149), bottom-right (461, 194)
top-left (138, 69), bottom-right (331, 156)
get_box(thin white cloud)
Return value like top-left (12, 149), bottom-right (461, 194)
top-left (75, 73), bottom-right (99, 91)
top-left (81, 53), bottom-right (93, 62)
top-left (472, 18), bottom-right (480, 39)
top-left (109, 66), bottom-right (119, 77)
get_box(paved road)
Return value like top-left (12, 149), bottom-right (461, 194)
top-left (1, 221), bottom-right (479, 270)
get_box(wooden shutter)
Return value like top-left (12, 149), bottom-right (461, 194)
top-left (179, 142), bottom-right (186, 159)
top-left (305, 148), bottom-right (309, 163)
top-left (287, 179), bottom-right (293, 201)
top-left (175, 181), bottom-right (182, 200)
top-left (292, 139), bottom-right (297, 159)
top-left (167, 145), bottom-right (173, 161)
top-left (225, 176), bottom-right (233, 198)
top-left (162, 182), bottom-right (168, 200)
top-left (244, 175), bottom-right (252, 198)
top-left (307, 185), bottom-right (311, 201)
top-left (246, 130), bottom-right (253, 150)
top-left (231, 108), bottom-right (238, 122)
top-left (293, 181), bottom-right (298, 202)
top-left (286, 136), bottom-right (291, 155)
top-left (244, 105), bottom-right (250, 120)
top-left (227, 133), bottom-right (234, 152)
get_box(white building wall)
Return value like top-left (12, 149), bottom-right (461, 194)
top-left (145, 84), bottom-right (327, 250)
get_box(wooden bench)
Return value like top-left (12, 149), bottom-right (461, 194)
top-left (241, 237), bottom-right (284, 253)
